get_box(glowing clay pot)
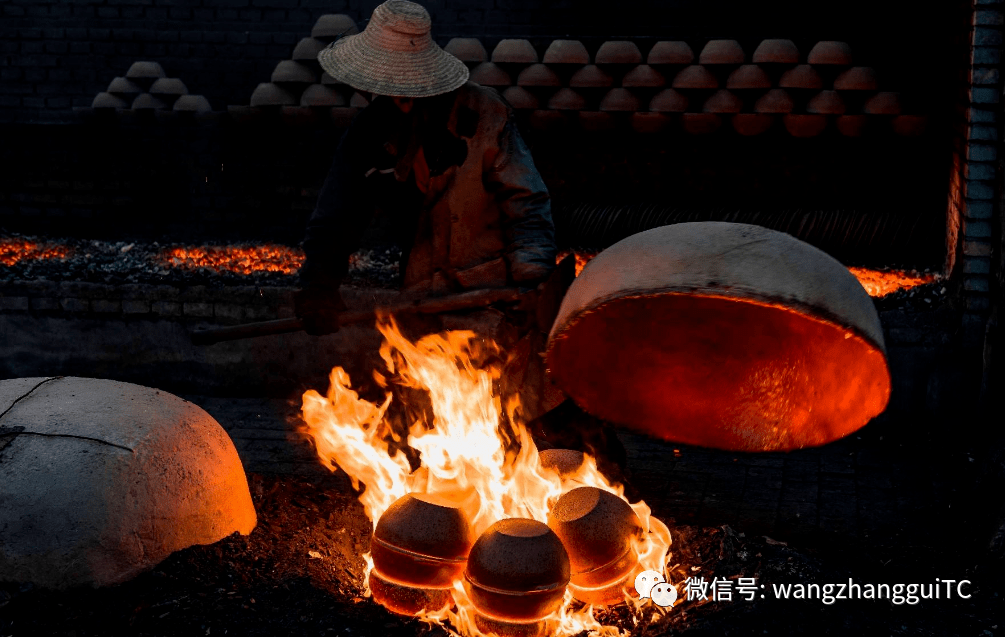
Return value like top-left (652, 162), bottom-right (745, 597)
top-left (474, 613), bottom-right (548, 637)
top-left (370, 492), bottom-right (474, 615)
top-left (368, 570), bottom-right (454, 616)
top-left (464, 519), bottom-right (570, 623)
top-left (538, 448), bottom-right (586, 477)
top-left (548, 486), bottom-right (642, 606)
top-left (546, 222), bottom-right (891, 452)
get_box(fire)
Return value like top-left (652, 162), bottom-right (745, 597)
top-left (846, 267), bottom-right (938, 298)
top-left (0, 238), bottom-right (71, 267)
top-left (560, 251), bottom-right (938, 298)
top-left (160, 244), bottom-right (305, 275)
top-left (557, 249), bottom-right (597, 277)
top-left (300, 319), bottom-right (673, 636)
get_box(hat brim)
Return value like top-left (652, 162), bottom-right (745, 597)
top-left (318, 32), bottom-right (469, 98)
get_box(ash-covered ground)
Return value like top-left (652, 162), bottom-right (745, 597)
top-left (0, 233), bottom-right (401, 289)
top-left (0, 233), bottom-right (948, 313)
top-left (0, 473), bottom-right (997, 637)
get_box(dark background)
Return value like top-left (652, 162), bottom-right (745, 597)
top-left (0, 0), bottom-right (973, 269)
top-left (0, 0), bottom-right (965, 123)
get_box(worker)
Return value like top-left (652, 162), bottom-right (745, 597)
top-left (294, 0), bottom-right (627, 477)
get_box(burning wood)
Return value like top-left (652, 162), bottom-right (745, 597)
top-left (299, 319), bottom-right (672, 636)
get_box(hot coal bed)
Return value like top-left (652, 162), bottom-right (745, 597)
top-left (2, 2), bottom-right (1004, 637)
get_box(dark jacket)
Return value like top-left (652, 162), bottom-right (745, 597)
top-left (301, 81), bottom-right (557, 295)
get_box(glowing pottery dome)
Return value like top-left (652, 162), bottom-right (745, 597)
top-left (546, 222), bottom-right (891, 452)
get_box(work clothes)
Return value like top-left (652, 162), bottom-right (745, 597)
top-left (299, 80), bottom-right (562, 422)
top-left (300, 81), bottom-right (557, 296)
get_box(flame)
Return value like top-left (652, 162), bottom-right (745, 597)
top-left (0, 238), bottom-right (71, 267)
top-left (561, 251), bottom-right (938, 298)
top-left (300, 318), bottom-right (674, 636)
top-left (557, 249), bottom-right (596, 277)
top-left (160, 244), bottom-right (304, 275)
top-left (846, 267), bottom-right (938, 298)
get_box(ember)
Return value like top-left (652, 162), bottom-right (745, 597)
top-left (160, 244), bottom-right (304, 276)
top-left (0, 237), bottom-right (71, 267)
top-left (847, 266), bottom-right (939, 298)
top-left (300, 320), bottom-right (672, 636)
top-left (0, 234), bottom-right (935, 301)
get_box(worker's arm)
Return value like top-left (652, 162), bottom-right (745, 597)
top-left (484, 117), bottom-right (557, 285)
top-left (301, 120), bottom-right (379, 291)
top-left (297, 108), bottom-right (388, 334)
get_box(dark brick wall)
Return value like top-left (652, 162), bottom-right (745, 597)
top-left (0, 0), bottom-right (959, 124)
top-left (0, 112), bottom-right (949, 268)
top-left (943, 0), bottom-right (1003, 333)
top-left (0, 112), bottom-right (343, 243)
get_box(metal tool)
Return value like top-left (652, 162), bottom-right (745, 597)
top-left (190, 286), bottom-right (526, 346)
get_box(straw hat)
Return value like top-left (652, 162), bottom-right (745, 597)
top-left (317, 0), bottom-right (469, 98)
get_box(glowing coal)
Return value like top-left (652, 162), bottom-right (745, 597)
top-left (0, 238), bottom-right (71, 267)
top-left (159, 244), bottom-right (304, 275)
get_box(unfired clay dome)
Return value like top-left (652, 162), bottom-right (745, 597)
top-left (491, 39), bottom-right (538, 64)
top-left (444, 37), bottom-right (488, 63)
top-left (543, 39), bottom-right (590, 65)
top-left (469, 62), bottom-right (511, 87)
top-left (648, 41), bottom-right (694, 65)
top-left (595, 41), bottom-right (643, 65)
top-left (752, 39), bottom-right (799, 64)
top-left (0, 377), bottom-right (256, 589)
top-left (311, 14), bottom-right (358, 41)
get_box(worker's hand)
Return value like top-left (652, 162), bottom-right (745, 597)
top-left (510, 260), bottom-right (553, 286)
top-left (293, 286), bottom-right (347, 336)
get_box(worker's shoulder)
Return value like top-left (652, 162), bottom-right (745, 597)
top-left (457, 81), bottom-right (511, 117)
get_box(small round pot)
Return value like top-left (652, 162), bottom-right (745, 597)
top-left (464, 518), bottom-right (570, 622)
top-left (371, 492), bottom-right (474, 588)
top-left (538, 448), bottom-right (586, 477)
top-left (548, 486), bottom-right (642, 604)
top-left (369, 568), bottom-right (453, 616)
top-left (474, 613), bottom-right (548, 637)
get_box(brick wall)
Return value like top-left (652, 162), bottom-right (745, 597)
top-left (0, 111), bottom-right (950, 266)
top-left (945, 0), bottom-right (1003, 344)
top-left (0, 0), bottom-right (958, 124)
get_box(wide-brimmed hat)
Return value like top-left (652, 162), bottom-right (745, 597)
top-left (317, 0), bottom-right (469, 98)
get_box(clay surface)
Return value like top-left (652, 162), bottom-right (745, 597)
top-left (0, 377), bottom-right (256, 589)
top-left (546, 222), bottom-right (891, 451)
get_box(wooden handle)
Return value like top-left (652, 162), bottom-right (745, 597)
top-left (190, 287), bottom-right (525, 346)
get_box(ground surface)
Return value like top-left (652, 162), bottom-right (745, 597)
top-left (0, 235), bottom-right (996, 634)
top-left (1, 406), bottom-right (1001, 636)
top-left (0, 472), bottom-right (998, 637)
top-left (1, 232), bottom-right (945, 309)
top-left (0, 234), bottom-right (401, 289)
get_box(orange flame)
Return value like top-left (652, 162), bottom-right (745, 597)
top-left (0, 238), bottom-right (71, 267)
top-left (846, 267), bottom-right (938, 298)
top-left (300, 318), bottom-right (673, 636)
